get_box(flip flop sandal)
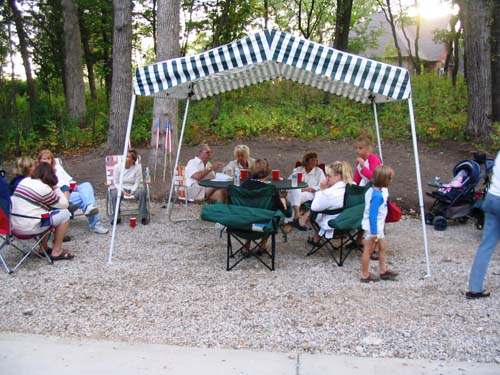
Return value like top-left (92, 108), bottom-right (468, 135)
top-left (360, 272), bottom-right (380, 283)
top-left (39, 247), bottom-right (52, 255)
top-left (290, 219), bottom-right (308, 231)
top-left (307, 237), bottom-right (321, 247)
top-left (465, 290), bottom-right (491, 299)
top-left (50, 250), bottom-right (75, 261)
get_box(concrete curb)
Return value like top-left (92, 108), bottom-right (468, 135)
top-left (1, 332), bottom-right (499, 375)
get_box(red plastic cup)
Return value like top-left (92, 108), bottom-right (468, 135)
top-left (296, 171), bottom-right (303, 183)
top-left (240, 169), bottom-right (248, 180)
top-left (129, 217), bottom-right (137, 228)
top-left (41, 212), bottom-right (51, 227)
top-left (69, 181), bottom-right (77, 191)
top-left (272, 170), bottom-right (280, 180)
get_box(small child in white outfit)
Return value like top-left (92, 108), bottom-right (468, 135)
top-left (360, 165), bottom-right (399, 283)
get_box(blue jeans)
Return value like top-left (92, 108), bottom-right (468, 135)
top-left (69, 182), bottom-right (101, 229)
top-left (468, 192), bottom-right (500, 292)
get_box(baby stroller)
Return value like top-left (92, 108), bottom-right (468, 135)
top-left (425, 153), bottom-right (494, 231)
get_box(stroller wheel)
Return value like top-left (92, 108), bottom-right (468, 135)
top-left (425, 213), bottom-right (435, 225)
top-left (433, 216), bottom-right (448, 231)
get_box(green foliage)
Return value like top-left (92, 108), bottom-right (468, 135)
top-left (0, 70), bottom-right (473, 159)
top-left (180, 73), bottom-right (468, 146)
top-left (490, 122), bottom-right (500, 151)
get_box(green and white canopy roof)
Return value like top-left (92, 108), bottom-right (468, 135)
top-left (134, 29), bottom-right (411, 104)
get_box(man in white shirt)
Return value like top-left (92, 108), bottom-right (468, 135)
top-left (111, 149), bottom-right (150, 225)
top-left (185, 144), bottom-right (226, 202)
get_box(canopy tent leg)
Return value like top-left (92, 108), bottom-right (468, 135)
top-left (108, 93), bottom-right (137, 264)
top-left (167, 98), bottom-right (191, 219)
top-left (372, 102), bottom-right (383, 163)
top-left (408, 97), bottom-right (431, 277)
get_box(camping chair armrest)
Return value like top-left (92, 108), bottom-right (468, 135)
top-left (327, 204), bottom-right (364, 230)
top-left (201, 203), bottom-right (284, 233)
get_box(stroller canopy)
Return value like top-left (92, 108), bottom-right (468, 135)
top-left (453, 160), bottom-right (482, 188)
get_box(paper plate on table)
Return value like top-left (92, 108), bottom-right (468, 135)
top-left (211, 173), bottom-right (233, 182)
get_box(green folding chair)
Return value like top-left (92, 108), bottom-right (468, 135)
top-left (201, 185), bottom-right (285, 271)
top-left (308, 184), bottom-right (369, 266)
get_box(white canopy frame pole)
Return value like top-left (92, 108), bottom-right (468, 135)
top-left (108, 93), bottom-right (137, 264)
top-left (167, 97), bottom-right (191, 216)
top-left (408, 97), bottom-right (431, 277)
top-left (372, 102), bottom-right (384, 163)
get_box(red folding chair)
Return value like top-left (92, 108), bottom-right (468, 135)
top-left (0, 175), bottom-right (53, 274)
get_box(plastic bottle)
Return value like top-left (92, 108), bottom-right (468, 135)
top-left (145, 167), bottom-right (151, 184)
top-left (234, 167), bottom-right (241, 186)
top-left (291, 168), bottom-right (298, 188)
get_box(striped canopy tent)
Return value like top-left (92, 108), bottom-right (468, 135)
top-left (110, 30), bottom-right (430, 276)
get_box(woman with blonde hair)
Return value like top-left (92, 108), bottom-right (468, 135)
top-left (9, 156), bottom-right (35, 194)
top-left (223, 144), bottom-right (255, 175)
top-left (308, 161), bottom-right (353, 244)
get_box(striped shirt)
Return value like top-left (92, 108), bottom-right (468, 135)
top-left (11, 177), bottom-right (68, 233)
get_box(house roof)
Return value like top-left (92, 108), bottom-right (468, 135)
top-left (134, 29), bottom-right (411, 104)
top-left (360, 12), bottom-right (449, 62)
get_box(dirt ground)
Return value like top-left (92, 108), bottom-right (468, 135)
top-left (44, 137), bottom-right (490, 214)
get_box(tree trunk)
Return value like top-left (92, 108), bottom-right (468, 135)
top-left (491, 0), bottom-right (500, 123)
top-left (414, 8), bottom-right (421, 74)
top-left (378, 0), bottom-right (403, 67)
top-left (334, 0), bottom-right (353, 51)
top-left (451, 25), bottom-right (462, 88)
top-left (106, 0), bottom-right (133, 154)
top-left (149, 0), bottom-right (180, 195)
top-left (61, 0), bottom-right (87, 127)
top-left (80, 18), bottom-right (97, 101)
top-left (7, 0), bottom-right (36, 104)
top-left (102, 11), bottom-right (113, 105)
top-left (462, 0), bottom-right (493, 142)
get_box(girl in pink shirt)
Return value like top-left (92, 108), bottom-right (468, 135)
top-left (353, 134), bottom-right (382, 186)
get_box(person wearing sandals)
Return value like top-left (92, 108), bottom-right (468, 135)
top-left (38, 150), bottom-right (108, 234)
top-left (308, 161), bottom-right (353, 246)
top-left (288, 151), bottom-right (326, 231)
top-left (466, 150), bottom-right (500, 299)
top-left (11, 163), bottom-right (74, 261)
top-left (360, 165), bottom-right (398, 283)
top-left (9, 156), bottom-right (36, 194)
top-left (353, 133), bottom-right (383, 259)
top-left (240, 158), bottom-right (288, 256)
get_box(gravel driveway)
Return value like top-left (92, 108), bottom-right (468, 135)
top-left (1, 200), bottom-right (499, 364)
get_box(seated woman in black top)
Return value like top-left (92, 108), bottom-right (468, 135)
top-left (240, 159), bottom-right (287, 255)
top-left (241, 158), bottom-right (287, 213)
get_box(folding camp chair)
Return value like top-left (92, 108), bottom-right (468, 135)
top-left (0, 175), bottom-right (53, 274)
top-left (168, 165), bottom-right (200, 223)
top-left (308, 184), bottom-right (368, 266)
top-left (105, 155), bottom-right (151, 223)
top-left (201, 185), bottom-right (285, 271)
